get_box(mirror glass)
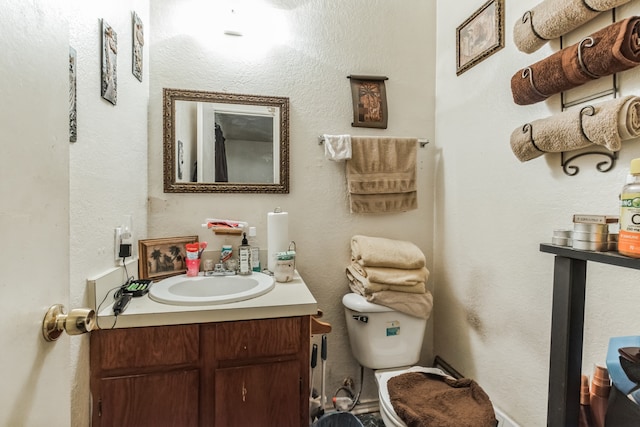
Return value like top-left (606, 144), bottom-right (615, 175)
top-left (163, 88), bottom-right (289, 193)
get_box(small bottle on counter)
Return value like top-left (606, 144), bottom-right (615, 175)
top-left (238, 233), bottom-right (251, 275)
top-left (619, 158), bottom-right (640, 257)
top-left (248, 226), bottom-right (261, 272)
top-left (220, 244), bottom-right (234, 271)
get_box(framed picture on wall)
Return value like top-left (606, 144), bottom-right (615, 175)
top-left (132, 11), bottom-right (144, 82)
top-left (348, 75), bottom-right (389, 129)
top-left (69, 46), bottom-right (77, 142)
top-left (456, 0), bottom-right (504, 76)
top-left (138, 236), bottom-right (199, 281)
top-left (101, 19), bottom-right (117, 104)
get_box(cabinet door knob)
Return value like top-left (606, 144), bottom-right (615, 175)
top-left (242, 381), bottom-right (247, 402)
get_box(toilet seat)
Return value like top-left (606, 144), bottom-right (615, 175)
top-left (375, 366), bottom-right (449, 427)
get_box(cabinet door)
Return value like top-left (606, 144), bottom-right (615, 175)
top-left (214, 360), bottom-right (300, 427)
top-left (100, 369), bottom-right (199, 427)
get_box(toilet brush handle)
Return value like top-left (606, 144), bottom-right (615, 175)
top-left (311, 344), bottom-right (318, 368)
top-left (321, 335), bottom-right (327, 408)
top-left (321, 335), bottom-right (327, 361)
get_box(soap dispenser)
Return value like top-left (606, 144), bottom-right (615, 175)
top-left (238, 232), bottom-right (252, 275)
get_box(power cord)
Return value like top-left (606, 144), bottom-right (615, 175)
top-left (95, 255), bottom-right (134, 330)
top-left (95, 285), bottom-right (125, 329)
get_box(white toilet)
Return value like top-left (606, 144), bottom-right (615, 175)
top-left (342, 292), bottom-right (445, 427)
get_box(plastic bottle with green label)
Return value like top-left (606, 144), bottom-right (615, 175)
top-left (619, 158), bottom-right (640, 258)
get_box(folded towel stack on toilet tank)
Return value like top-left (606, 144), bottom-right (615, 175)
top-left (346, 235), bottom-right (433, 319)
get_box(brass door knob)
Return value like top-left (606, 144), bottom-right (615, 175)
top-left (42, 304), bottom-right (96, 342)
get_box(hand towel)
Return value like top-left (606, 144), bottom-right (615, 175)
top-left (347, 265), bottom-right (427, 295)
top-left (351, 235), bottom-right (426, 269)
top-left (366, 289), bottom-right (433, 319)
top-left (322, 134), bottom-right (352, 161)
top-left (511, 17), bottom-right (640, 106)
top-left (388, 372), bottom-right (497, 427)
top-left (346, 137), bottom-right (418, 213)
top-left (510, 95), bottom-right (640, 162)
top-left (349, 262), bottom-right (430, 286)
top-left (513, 0), bottom-right (630, 54)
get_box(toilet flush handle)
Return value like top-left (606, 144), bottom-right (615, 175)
top-left (352, 315), bottom-right (368, 323)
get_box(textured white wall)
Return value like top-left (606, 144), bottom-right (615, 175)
top-left (148, 0), bottom-right (437, 404)
top-left (68, 2), bottom-right (150, 425)
top-left (435, 1), bottom-right (640, 424)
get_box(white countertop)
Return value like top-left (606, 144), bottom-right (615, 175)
top-left (94, 271), bottom-right (318, 329)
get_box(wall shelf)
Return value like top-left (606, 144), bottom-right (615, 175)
top-left (539, 243), bottom-right (640, 427)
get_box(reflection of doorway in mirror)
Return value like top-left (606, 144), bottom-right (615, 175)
top-left (213, 113), bottom-right (274, 183)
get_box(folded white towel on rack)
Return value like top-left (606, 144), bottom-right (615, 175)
top-left (322, 134), bottom-right (352, 161)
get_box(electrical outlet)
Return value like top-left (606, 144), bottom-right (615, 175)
top-left (114, 215), bottom-right (134, 262)
top-left (114, 227), bottom-right (123, 261)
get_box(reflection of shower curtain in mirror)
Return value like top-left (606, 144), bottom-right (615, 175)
top-left (214, 123), bottom-right (228, 182)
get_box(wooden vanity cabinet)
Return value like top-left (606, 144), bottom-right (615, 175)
top-left (90, 316), bottom-right (310, 427)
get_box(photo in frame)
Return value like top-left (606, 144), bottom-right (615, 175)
top-left (132, 11), bottom-right (144, 82)
top-left (69, 46), bottom-right (77, 142)
top-left (456, 0), bottom-right (504, 76)
top-left (101, 19), bottom-right (117, 105)
top-left (349, 75), bottom-right (388, 129)
top-left (138, 236), bottom-right (198, 281)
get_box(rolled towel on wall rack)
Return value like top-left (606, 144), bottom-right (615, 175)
top-left (513, 0), bottom-right (631, 54)
top-left (510, 95), bottom-right (640, 162)
top-left (511, 16), bottom-right (640, 106)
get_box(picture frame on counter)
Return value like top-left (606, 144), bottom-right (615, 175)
top-left (138, 235), bottom-right (199, 281)
top-left (456, 0), bottom-right (504, 76)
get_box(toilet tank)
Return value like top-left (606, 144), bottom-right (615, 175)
top-left (342, 293), bottom-right (427, 370)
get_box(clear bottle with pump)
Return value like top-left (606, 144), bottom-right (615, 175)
top-left (238, 232), bottom-right (252, 275)
top-left (619, 158), bottom-right (640, 257)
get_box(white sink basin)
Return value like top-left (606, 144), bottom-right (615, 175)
top-left (149, 272), bottom-right (275, 306)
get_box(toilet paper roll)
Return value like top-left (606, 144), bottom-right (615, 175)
top-left (267, 209), bottom-right (289, 272)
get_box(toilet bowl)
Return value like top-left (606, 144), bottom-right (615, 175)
top-left (342, 293), bottom-right (432, 427)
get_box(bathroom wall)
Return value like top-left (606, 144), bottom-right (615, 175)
top-left (434, 1), bottom-right (640, 424)
top-left (148, 0), bottom-right (437, 404)
top-left (67, 1), bottom-right (150, 425)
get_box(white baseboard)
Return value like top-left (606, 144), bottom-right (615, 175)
top-left (494, 406), bottom-right (520, 427)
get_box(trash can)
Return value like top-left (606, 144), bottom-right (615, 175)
top-left (312, 412), bottom-right (364, 427)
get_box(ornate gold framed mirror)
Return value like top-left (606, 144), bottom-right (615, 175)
top-left (163, 88), bottom-right (289, 193)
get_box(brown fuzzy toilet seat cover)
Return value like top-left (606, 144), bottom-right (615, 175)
top-left (387, 372), bottom-right (497, 427)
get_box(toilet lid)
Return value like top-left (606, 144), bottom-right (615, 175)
top-left (342, 292), bottom-right (394, 313)
top-left (376, 366), bottom-right (450, 426)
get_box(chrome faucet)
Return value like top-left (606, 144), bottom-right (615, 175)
top-left (204, 263), bottom-right (237, 276)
